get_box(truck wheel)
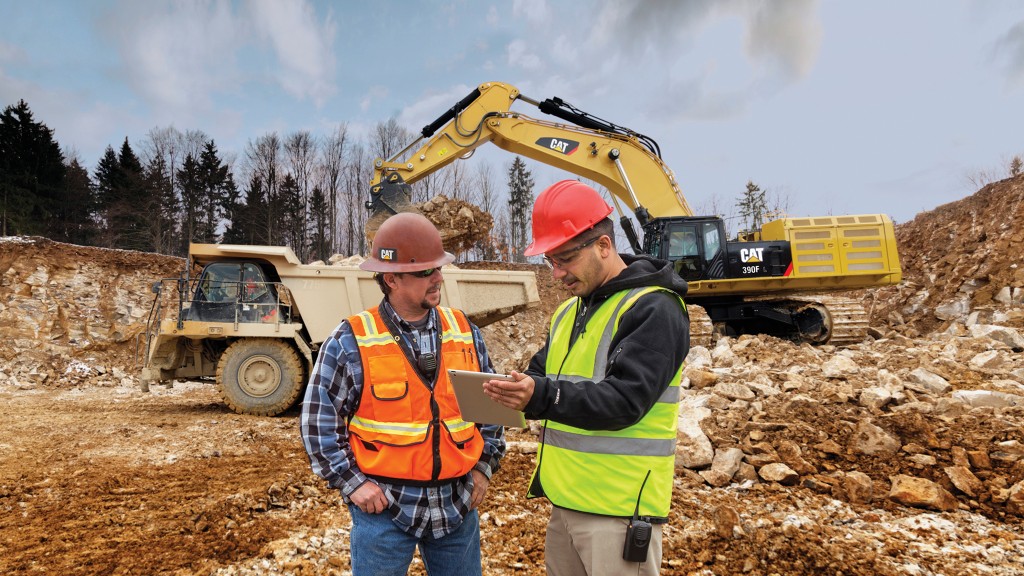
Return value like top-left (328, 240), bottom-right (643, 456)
top-left (217, 339), bottom-right (304, 416)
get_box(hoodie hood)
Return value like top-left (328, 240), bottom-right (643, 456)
top-left (591, 253), bottom-right (688, 300)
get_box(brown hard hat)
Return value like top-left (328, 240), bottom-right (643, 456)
top-left (360, 212), bottom-right (455, 273)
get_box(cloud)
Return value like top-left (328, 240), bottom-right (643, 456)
top-left (0, 40), bottom-right (25, 63)
top-left (360, 85), bottom-right (390, 113)
top-left (103, 0), bottom-right (243, 117)
top-left (397, 84), bottom-right (477, 133)
top-left (102, 0), bottom-right (335, 119)
top-left (506, 39), bottom-right (544, 71)
top-left (501, 0), bottom-right (822, 122)
top-left (247, 0), bottom-right (337, 106)
top-left (745, 0), bottom-right (822, 82)
top-left (995, 20), bottom-right (1024, 89)
top-left (512, 0), bottom-right (550, 24)
top-left (0, 65), bottom-right (145, 167)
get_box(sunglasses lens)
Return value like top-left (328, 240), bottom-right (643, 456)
top-left (412, 268), bottom-right (436, 278)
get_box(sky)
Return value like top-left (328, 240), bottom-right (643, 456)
top-left (2, 0), bottom-right (1024, 225)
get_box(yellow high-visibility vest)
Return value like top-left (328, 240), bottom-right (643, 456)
top-left (528, 287), bottom-right (684, 518)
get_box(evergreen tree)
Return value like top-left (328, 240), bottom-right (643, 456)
top-left (176, 153), bottom-right (203, 250)
top-left (141, 154), bottom-right (180, 255)
top-left (120, 138), bottom-right (152, 251)
top-left (0, 100), bottom-right (67, 236)
top-left (736, 180), bottom-right (767, 237)
top-left (93, 138), bottom-right (150, 250)
top-left (55, 157), bottom-right (98, 245)
top-left (506, 156), bottom-right (534, 263)
top-left (278, 174), bottom-right (304, 251)
top-left (196, 140), bottom-right (232, 243)
top-left (220, 173), bottom-right (250, 245)
top-left (93, 145), bottom-right (121, 248)
top-left (237, 174), bottom-right (271, 245)
top-left (308, 185), bottom-right (330, 262)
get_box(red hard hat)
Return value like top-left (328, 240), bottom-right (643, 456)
top-left (360, 212), bottom-right (455, 273)
top-left (524, 180), bottom-right (613, 256)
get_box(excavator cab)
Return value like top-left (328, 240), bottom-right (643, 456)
top-left (645, 217), bottom-right (728, 282)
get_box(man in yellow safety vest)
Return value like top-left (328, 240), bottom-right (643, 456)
top-left (484, 180), bottom-right (689, 576)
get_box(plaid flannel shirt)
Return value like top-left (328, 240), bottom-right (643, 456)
top-left (300, 300), bottom-right (506, 538)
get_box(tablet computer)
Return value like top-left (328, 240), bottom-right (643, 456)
top-left (448, 369), bottom-right (527, 428)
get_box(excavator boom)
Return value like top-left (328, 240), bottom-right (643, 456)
top-left (368, 82), bottom-right (692, 224)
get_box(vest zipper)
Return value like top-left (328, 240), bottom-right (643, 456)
top-left (430, 391), bottom-right (441, 481)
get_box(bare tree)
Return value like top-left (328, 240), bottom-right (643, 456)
top-left (138, 126), bottom-right (184, 253)
top-left (243, 133), bottom-right (282, 245)
top-left (963, 167), bottom-right (998, 192)
top-left (473, 162), bottom-right (499, 259)
top-left (320, 124), bottom-right (348, 255)
top-left (340, 143), bottom-right (370, 257)
top-left (765, 186), bottom-right (792, 221)
top-left (182, 130), bottom-right (208, 166)
top-left (284, 131), bottom-right (318, 259)
top-left (371, 117), bottom-right (413, 161)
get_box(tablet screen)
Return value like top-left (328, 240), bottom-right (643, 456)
top-left (447, 369), bottom-right (527, 428)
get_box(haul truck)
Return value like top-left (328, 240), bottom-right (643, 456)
top-left (368, 81), bottom-right (902, 344)
top-left (140, 243), bottom-right (539, 416)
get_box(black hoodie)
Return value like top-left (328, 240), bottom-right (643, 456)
top-left (523, 254), bottom-right (690, 430)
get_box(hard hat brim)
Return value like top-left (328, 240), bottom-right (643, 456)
top-left (358, 251), bottom-right (456, 273)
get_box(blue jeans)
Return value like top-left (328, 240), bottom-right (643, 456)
top-left (347, 504), bottom-right (482, 576)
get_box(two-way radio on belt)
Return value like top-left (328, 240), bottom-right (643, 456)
top-left (622, 469), bottom-right (653, 563)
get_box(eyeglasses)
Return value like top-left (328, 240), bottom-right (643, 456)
top-left (405, 267), bottom-right (439, 278)
top-left (543, 236), bottom-right (601, 269)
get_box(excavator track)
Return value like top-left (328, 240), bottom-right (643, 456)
top-left (693, 294), bottom-right (870, 347)
top-left (753, 294), bottom-right (870, 345)
top-left (803, 295), bottom-right (871, 345)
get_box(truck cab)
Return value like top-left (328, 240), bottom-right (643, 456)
top-left (186, 261), bottom-right (285, 324)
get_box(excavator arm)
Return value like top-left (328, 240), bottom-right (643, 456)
top-left (369, 81), bottom-right (902, 346)
top-left (367, 81), bottom-right (692, 250)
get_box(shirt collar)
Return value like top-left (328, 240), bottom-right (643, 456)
top-left (381, 299), bottom-right (436, 332)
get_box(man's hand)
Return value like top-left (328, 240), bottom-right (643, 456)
top-left (350, 481), bottom-right (388, 514)
top-left (469, 469), bottom-right (489, 510)
top-left (483, 370), bottom-right (534, 411)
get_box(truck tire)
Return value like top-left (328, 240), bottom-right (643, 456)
top-left (217, 339), bottom-right (304, 416)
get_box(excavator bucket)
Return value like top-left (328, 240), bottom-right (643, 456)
top-left (365, 172), bottom-right (416, 241)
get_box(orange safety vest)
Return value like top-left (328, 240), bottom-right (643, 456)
top-left (348, 305), bottom-right (484, 484)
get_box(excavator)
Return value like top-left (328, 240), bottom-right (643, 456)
top-left (367, 81), bottom-right (902, 344)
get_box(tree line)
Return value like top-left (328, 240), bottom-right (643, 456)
top-left (0, 100), bottom-right (536, 263)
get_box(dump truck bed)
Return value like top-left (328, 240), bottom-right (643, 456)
top-left (187, 244), bottom-right (540, 344)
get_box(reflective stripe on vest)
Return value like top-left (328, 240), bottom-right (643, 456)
top-left (349, 306), bottom-right (484, 482)
top-left (530, 287), bottom-right (685, 519)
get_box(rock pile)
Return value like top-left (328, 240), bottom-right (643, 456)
top-left (363, 194), bottom-right (494, 255)
top-left (675, 328), bottom-right (1024, 518)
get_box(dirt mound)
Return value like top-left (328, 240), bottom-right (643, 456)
top-left (0, 236), bottom-right (184, 384)
top-left (868, 174), bottom-right (1024, 336)
top-left (364, 195), bottom-right (494, 255)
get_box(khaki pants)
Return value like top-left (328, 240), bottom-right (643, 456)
top-left (545, 507), bottom-right (663, 576)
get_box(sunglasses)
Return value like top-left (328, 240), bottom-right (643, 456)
top-left (543, 236), bottom-right (601, 269)
top-left (405, 267), bottom-right (439, 278)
